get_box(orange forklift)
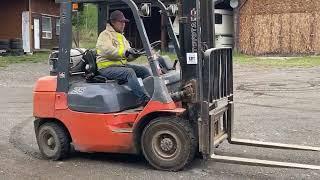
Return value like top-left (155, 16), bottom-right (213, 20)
top-left (33, 0), bottom-right (320, 171)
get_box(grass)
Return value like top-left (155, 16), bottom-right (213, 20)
top-left (1, 49), bottom-right (320, 68)
top-left (76, 29), bottom-right (97, 49)
top-left (134, 52), bottom-right (178, 64)
top-left (134, 52), bottom-right (320, 68)
top-left (0, 52), bottom-right (49, 67)
top-left (233, 52), bottom-right (320, 68)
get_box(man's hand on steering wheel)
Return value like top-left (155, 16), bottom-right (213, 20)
top-left (125, 48), bottom-right (141, 59)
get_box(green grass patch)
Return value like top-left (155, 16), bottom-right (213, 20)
top-left (133, 52), bottom-right (178, 64)
top-left (1, 50), bottom-right (319, 69)
top-left (132, 52), bottom-right (320, 68)
top-left (233, 52), bottom-right (320, 68)
top-left (0, 52), bottom-right (49, 67)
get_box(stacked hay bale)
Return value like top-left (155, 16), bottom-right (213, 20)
top-left (239, 0), bottom-right (320, 55)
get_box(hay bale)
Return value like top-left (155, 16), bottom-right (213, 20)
top-left (253, 15), bottom-right (272, 55)
top-left (280, 14), bottom-right (291, 54)
top-left (269, 14), bottom-right (281, 54)
top-left (313, 12), bottom-right (320, 54)
top-left (239, 0), bottom-right (320, 55)
top-left (243, 0), bottom-right (317, 15)
top-left (239, 15), bottom-right (254, 54)
top-left (290, 13), bottom-right (312, 54)
top-left (290, 0), bottom-right (316, 13)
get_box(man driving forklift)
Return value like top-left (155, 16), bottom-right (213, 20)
top-left (96, 10), bottom-right (151, 106)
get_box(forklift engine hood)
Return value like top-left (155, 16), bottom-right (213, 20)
top-left (34, 76), bottom-right (57, 92)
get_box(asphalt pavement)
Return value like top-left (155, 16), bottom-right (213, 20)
top-left (0, 62), bottom-right (320, 179)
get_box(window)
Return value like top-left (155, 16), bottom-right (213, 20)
top-left (215, 14), bottom-right (222, 24)
top-left (56, 18), bottom-right (60, 36)
top-left (42, 16), bottom-right (52, 39)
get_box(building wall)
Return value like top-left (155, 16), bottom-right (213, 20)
top-left (30, 0), bottom-right (60, 50)
top-left (239, 0), bottom-right (320, 55)
top-left (31, 0), bottom-right (60, 15)
top-left (31, 13), bottom-right (60, 50)
top-left (0, 0), bottom-right (28, 39)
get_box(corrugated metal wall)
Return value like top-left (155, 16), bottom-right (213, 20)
top-left (239, 0), bottom-right (320, 55)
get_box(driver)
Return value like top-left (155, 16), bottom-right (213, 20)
top-left (96, 10), bottom-right (151, 106)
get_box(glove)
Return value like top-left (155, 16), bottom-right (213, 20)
top-left (125, 48), bottom-right (141, 59)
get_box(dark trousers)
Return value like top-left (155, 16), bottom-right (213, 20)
top-left (99, 64), bottom-right (151, 100)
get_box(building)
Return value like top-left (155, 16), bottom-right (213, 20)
top-left (0, 0), bottom-right (60, 53)
top-left (237, 0), bottom-right (320, 55)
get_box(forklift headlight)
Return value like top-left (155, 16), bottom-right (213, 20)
top-left (230, 0), bottom-right (239, 8)
top-left (140, 3), bottom-right (151, 17)
top-left (167, 4), bottom-right (178, 16)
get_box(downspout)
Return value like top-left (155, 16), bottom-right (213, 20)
top-left (234, 7), bottom-right (239, 52)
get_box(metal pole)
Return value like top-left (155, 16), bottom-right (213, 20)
top-left (154, 0), bottom-right (182, 61)
top-left (200, 0), bottom-right (214, 49)
top-left (56, 2), bottom-right (72, 93)
top-left (98, 2), bottom-right (108, 35)
top-left (120, 0), bottom-right (160, 77)
top-left (76, 11), bottom-right (80, 47)
top-left (160, 14), bottom-right (167, 52)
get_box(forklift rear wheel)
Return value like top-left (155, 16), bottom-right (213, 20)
top-left (141, 117), bottom-right (196, 171)
top-left (37, 122), bottom-right (70, 160)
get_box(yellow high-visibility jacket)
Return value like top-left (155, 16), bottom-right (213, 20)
top-left (96, 24), bottom-right (132, 69)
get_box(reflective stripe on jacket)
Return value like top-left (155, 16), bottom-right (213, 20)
top-left (96, 24), bottom-right (131, 69)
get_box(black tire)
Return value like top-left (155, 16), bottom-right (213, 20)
top-left (0, 39), bottom-right (10, 50)
top-left (37, 122), bottom-right (71, 160)
top-left (10, 39), bottom-right (23, 49)
top-left (141, 117), bottom-right (196, 171)
top-left (8, 49), bottom-right (24, 56)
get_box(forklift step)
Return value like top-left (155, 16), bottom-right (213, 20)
top-left (111, 128), bottom-right (133, 133)
top-left (211, 154), bottom-right (320, 170)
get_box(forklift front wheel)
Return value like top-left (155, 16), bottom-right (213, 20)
top-left (37, 122), bottom-right (71, 160)
top-left (141, 117), bottom-right (196, 171)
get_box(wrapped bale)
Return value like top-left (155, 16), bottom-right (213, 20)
top-left (239, 0), bottom-right (320, 55)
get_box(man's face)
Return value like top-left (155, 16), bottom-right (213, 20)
top-left (112, 20), bottom-right (126, 33)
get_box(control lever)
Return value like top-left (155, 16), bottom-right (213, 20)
top-left (172, 59), bottom-right (178, 70)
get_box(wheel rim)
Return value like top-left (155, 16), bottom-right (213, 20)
top-left (151, 130), bottom-right (182, 160)
top-left (39, 129), bottom-right (58, 156)
top-left (45, 134), bottom-right (56, 150)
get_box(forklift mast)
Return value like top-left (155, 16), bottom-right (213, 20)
top-left (178, 0), bottom-right (320, 169)
top-left (178, 0), bottom-right (225, 157)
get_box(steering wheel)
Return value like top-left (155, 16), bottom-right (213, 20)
top-left (136, 40), bottom-right (162, 55)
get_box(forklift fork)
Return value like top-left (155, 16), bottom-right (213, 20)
top-left (200, 48), bottom-right (320, 170)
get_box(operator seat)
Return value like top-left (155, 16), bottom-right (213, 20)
top-left (81, 50), bottom-right (108, 83)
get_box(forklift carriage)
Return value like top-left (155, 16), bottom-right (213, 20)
top-left (32, 0), bottom-right (320, 171)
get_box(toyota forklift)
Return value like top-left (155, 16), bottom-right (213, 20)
top-left (33, 0), bottom-right (320, 171)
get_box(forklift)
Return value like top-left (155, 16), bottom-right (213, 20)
top-left (33, 0), bottom-right (320, 171)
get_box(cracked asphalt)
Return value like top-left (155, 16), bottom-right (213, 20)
top-left (0, 61), bottom-right (320, 179)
